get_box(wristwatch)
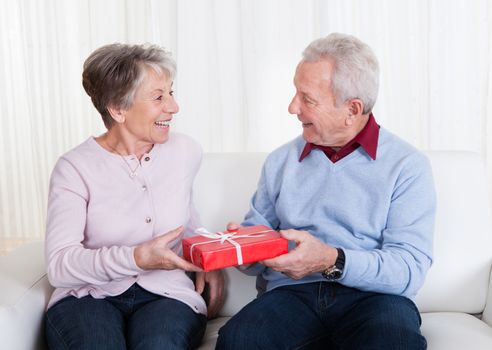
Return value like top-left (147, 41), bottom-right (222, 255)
top-left (322, 248), bottom-right (345, 281)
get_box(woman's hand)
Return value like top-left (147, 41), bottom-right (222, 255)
top-left (134, 226), bottom-right (202, 272)
top-left (195, 270), bottom-right (225, 318)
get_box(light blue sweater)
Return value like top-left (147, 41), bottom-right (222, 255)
top-left (242, 128), bottom-right (436, 299)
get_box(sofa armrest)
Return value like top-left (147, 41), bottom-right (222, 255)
top-left (0, 241), bottom-right (53, 350)
top-left (482, 265), bottom-right (492, 326)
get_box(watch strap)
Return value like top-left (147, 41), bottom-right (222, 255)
top-left (322, 247), bottom-right (345, 281)
top-left (335, 247), bottom-right (345, 270)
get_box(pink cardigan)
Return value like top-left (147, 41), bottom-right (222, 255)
top-left (45, 133), bottom-right (207, 315)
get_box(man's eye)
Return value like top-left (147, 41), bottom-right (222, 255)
top-left (303, 96), bottom-right (315, 105)
top-left (169, 90), bottom-right (174, 96)
top-left (155, 95), bottom-right (163, 101)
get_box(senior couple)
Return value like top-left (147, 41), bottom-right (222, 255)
top-left (44, 33), bottom-right (435, 350)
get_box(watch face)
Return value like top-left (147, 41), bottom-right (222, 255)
top-left (322, 267), bottom-right (343, 281)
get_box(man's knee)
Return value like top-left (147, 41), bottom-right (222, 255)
top-left (342, 294), bottom-right (426, 349)
top-left (374, 303), bottom-right (425, 349)
top-left (216, 316), bottom-right (254, 350)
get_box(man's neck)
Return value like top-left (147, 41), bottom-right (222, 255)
top-left (333, 114), bottom-right (370, 148)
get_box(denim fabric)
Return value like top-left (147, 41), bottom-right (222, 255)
top-left (45, 283), bottom-right (207, 350)
top-left (216, 282), bottom-right (426, 350)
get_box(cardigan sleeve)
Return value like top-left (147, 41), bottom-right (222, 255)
top-left (45, 157), bottom-right (143, 288)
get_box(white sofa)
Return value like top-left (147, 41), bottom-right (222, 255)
top-left (2, 151), bottom-right (492, 349)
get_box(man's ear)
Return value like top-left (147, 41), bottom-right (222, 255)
top-left (345, 99), bottom-right (364, 126)
top-left (348, 99), bottom-right (364, 116)
top-left (107, 105), bottom-right (126, 124)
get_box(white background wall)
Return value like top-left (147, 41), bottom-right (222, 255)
top-left (1, 0), bottom-right (491, 243)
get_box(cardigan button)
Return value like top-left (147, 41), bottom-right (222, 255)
top-left (145, 217), bottom-right (152, 223)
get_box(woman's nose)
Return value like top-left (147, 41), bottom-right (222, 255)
top-left (165, 97), bottom-right (179, 114)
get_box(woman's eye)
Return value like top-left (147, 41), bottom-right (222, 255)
top-left (155, 95), bottom-right (163, 101)
top-left (169, 90), bottom-right (174, 96)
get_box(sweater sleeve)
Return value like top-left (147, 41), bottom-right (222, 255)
top-left (45, 158), bottom-right (143, 288)
top-left (238, 163), bottom-right (282, 276)
top-left (243, 163), bottom-right (280, 229)
top-left (340, 153), bottom-right (436, 298)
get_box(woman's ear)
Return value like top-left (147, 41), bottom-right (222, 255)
top-left (107, 105), bottom-right (126, 124)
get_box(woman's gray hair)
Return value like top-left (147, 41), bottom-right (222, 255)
top-left (82, 43), bottom-right (176, 129)
top-left (302, 33), bottom-right (379, 114)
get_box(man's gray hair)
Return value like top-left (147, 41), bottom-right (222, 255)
top-left (302, 33), bottom-right (379, 114)
top-left (82, 43), bottom-right (176, 129)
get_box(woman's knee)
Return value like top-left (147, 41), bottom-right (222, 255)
top-left (45, 297), bottom-right (125, 350)
top-left (127, 298), bottom-right (207, 350)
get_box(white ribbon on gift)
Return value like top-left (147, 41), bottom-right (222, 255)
top-left (190, 227), bottom-right (274, 266)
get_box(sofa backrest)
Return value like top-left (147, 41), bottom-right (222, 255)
top-left (194, 151), bottom-right (492, 316)
top-left (193, 153), bottom-right (264, 316)
top-left (416, 151), bottom-right (492, 313)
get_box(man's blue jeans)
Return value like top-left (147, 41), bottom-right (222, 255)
top-left (45, 283), bottom-right (207, 350)
top-left (216, 282), bottom-right (426, 350)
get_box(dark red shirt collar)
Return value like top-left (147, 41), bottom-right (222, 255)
top-left (299, 113), bottom-right (379, 163)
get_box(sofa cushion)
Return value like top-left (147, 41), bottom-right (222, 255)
top-left (198, 316), bottom-right (229, 350)
top-left (422, 312), bottom-right (492, 349)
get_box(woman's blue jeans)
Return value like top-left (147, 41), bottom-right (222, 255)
top-left (45, 283), bottom-right (207, 350)
top-left (216, 282), bottom-right (426, 350)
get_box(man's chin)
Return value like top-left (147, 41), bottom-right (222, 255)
top-left (302, 131), bottom-right (317, 144)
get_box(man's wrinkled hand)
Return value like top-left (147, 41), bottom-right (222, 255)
top-left (262, 229), bottom-right (338, 280)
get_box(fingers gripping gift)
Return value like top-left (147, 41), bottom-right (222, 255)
top-left (182, 225), bottom-right (288, 271)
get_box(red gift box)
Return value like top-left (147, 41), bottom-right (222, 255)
top-left (182, 225), bottom-right (289, 271)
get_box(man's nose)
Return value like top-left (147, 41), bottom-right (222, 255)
top-left (288, 96), bottom-right (299, 115)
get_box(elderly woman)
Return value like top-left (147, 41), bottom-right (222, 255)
top-left (44, 43), bottom-right (223, 350)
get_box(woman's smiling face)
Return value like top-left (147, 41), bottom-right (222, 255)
top-left (120, 67), bottom-right (179, 145)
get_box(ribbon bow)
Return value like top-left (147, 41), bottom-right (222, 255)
top-left (191, 227), bottom-right (273, 266)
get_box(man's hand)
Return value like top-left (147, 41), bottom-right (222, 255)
top-left (134, 226), bottom-right (202, 272)
top-left (195, 270), bottom-right (225, 318)
top-left (226, 221), bottom-right (241, 231)
top-left (262, 229), bottom-right (338, 280)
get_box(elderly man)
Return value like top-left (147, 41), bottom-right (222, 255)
top-left (216, 33), bottom-right (435, 350)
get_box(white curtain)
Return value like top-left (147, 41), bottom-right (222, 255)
top-left (1, 0), bottom-right (491, 247)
